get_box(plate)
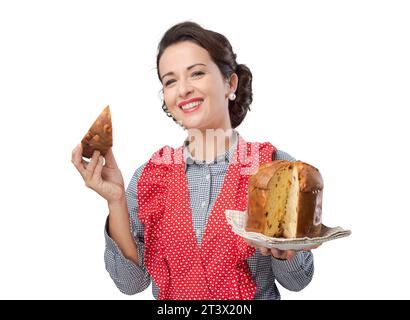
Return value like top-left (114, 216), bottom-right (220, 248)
top-left (226, 209), bottom-right (351, 251)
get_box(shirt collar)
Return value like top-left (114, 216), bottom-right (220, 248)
top-left (183, 130), bottom-right (238, 171)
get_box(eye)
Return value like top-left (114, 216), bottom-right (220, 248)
top-left (164, 79), bottom-right (175, 87)
top-left (192, 71), bottom-right (205, 78)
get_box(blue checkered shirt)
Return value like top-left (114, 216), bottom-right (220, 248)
top-left (104, 135), bottom-right (314, 299)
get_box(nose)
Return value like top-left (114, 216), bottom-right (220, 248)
top-left (178, 78), bottom-right (194, 98)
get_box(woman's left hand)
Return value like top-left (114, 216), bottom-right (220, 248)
top-left (245, 239), bottom-right (320, 261)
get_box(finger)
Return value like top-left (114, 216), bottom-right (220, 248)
top-left (271, 248), bottom-right (293, 260)
top-left (81, 158), bottom-right (89, 170)
top-left (285, 250), bottom-right (297, 260)
top-left (303, 244), bottom-right (321, 251)
top-left (260, 247), bottom-right (270, 256)
top-left (92, 155), bottom-right (104, 181)
top-left (84, 150), bottom-right (100, 184)
top-left (71, 144), bottom-right (86, 175)
top-left (270, 247), bottom-right (282, 258)
top-left (104, 148), bottom-right (117, 168)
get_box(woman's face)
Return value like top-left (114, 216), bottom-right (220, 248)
top-left (159, 41), bottom-right (237, 131)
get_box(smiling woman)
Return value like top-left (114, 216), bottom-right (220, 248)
top-left (159, 41), bottom-right (235, 132)
top-left (156, 22), bottom-right (253, 131)
top-left (71, 21), bottom-right (317, 300)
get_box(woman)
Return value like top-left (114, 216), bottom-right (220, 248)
top-left (72, 21), bottom-right (318, 300)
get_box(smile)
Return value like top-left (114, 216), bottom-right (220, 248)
top-left (180, 100), bottom-right (203, 113)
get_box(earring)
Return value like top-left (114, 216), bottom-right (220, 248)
top-left (228, 92), bottom-right (236, 101)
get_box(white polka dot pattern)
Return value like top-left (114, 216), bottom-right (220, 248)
top-left (137, 135), bottom-right (275, 300)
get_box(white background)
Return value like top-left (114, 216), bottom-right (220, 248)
top-left (0, 0), bottom-right (409, 299)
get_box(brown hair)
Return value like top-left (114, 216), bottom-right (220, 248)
top-left (156, 21), bottom-right (252, 129)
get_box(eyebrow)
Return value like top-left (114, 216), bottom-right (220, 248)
top-left (161, 63), bottom-right (207, 81)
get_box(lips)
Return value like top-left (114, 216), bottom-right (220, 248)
top-left (178, 97), bottom-right (204, 108)
top-left (180, 101), bottom-right (203, 114)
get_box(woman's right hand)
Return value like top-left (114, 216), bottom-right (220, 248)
top-left (71, 144), bottom-right (125, 203)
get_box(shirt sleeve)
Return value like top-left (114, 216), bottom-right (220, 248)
top-left (273, 149), bottom-right (297, 162)
top-left (104, 163), bottom-right (152, 295)
top-left (270, 149), bottom-right (315, 292)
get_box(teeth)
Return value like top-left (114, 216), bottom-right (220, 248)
top-left (181, 100), bottom-right (203, 110)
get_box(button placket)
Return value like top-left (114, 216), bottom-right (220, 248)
top-left (196, 228), bottom-right (201, 238)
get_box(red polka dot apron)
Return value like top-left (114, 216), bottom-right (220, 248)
top-left (137, 135), bottom-right (276, 300)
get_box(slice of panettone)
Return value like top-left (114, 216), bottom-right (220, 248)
top-left (81, 106), bottom-right (112, 158)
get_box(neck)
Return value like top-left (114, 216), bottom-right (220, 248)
top-left (186, 127), bottom-right (236, 162)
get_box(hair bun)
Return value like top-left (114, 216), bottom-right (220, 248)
top-left (229, 63), bottom-right (253, 128)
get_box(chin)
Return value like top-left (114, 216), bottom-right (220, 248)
top-left (181, 120), bottom-right (207, 130)
top-left (177, 114), bottom-right (209, 130)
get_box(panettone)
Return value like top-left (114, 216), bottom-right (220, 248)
top-left (81, 106), bottom-right (112, 158)
top-left (246, 160), bottom-right (323, 238)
